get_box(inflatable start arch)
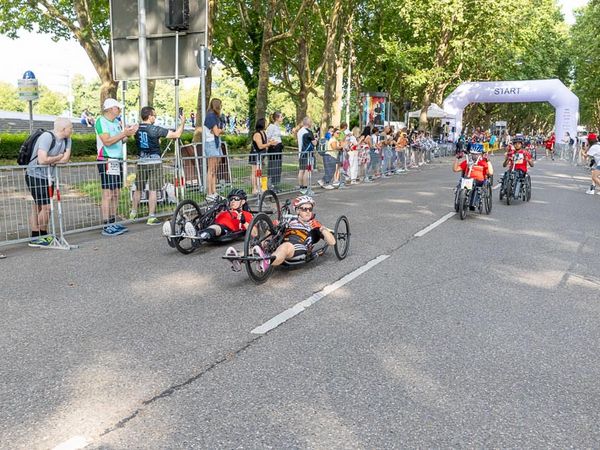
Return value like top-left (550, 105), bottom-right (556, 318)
top-left (443, 79), bottom-right (579, 140)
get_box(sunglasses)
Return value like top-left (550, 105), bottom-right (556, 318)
top-left (297, 207), bottom-right (313, 212)
top-left (229, 197), bottom-right (242, 201)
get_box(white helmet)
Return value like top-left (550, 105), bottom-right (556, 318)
top-left (293, 195), bottom-right (315, 209)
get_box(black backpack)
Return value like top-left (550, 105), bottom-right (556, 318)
top-left (17, 129), bottom-right (55, 166)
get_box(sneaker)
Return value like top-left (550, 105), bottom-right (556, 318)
top-left (162, 221), bottom-right (172, 237)
top-left (102, 225), bottom-right (125, 236)
top-left (585, 189), bottom-right (595, 195)
top-left (350, 180), bottom-right (359, 185)
top-left (252, 245), bottom-right (270, 273)
top-left (299, 188), bottom-right (308, 195)
top-left (305, 188), bottom-right (315, 196)
top-left (363, 177), bottom-right (373, 183)
top-left (28, 236), bottom-right (54, 248)
top-left (112, 223), bottom-right (129, 233)
top-left (199, 231), bottom-right (211, 241)
top-left (146, 217), bottom-right (160, 226)
top-left (226, 247), bottom-right (242, 272)
top-left (129, 211), bottom-right (137, 220)
top-left (184, 221), bottom-right (197, 237)
top-left (317, 179), bottom-right (325, 187)
top-left (323, 184), bottom-right (335, 190)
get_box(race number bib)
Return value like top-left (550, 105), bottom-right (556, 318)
top-left (461, 178), bottom-right (474, 189)
top-left (514, 153), bottom-right (525, 164)
top-left (106, 159), bottom-right (121, 175)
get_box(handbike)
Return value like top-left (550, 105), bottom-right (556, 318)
top-left (165, 189), bottom-right (281, 255)
top-left (223, 198), bottom-right (351, 284)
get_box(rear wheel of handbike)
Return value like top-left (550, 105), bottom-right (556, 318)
top-left (171, 199), bottom-right (202, 255)
top-left (244, 213), bottom-right (276, 284)
top-left (258, 189), bottom-right (281, 222)
top-left (333, 215), bottom-right (350, 260)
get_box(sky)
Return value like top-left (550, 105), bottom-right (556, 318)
top-left (0, 0), bottom-right (590, 92)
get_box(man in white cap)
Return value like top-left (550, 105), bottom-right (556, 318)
top-left (95, 98), bottom-right (138, 236)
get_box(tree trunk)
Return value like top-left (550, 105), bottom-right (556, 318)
top-left (332, 37), bottom-right (345, 127)
top-left (320, 0), bottom-right (343, 133)
top-left (296, 86), bottom-right (309, 123)
top-left (255, 1), bottom-right (277, 122)
top-left (419, 89), bottom-right (432, 131)
top-left (147, 79), bottom-right (156, 108)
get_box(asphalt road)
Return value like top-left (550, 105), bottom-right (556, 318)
top-left (1, 155), bottom-right (599, 449)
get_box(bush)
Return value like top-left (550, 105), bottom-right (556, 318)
top-left (0, 130), bottom-right (293, 161)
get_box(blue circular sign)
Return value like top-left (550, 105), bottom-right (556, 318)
top-left (22, 71), bottom-right (36, 79)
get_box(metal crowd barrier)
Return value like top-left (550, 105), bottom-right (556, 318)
top-left (0, 145), bottom-right (456, 249)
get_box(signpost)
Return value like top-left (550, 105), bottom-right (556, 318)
top-left (18, 71), bottom-right (39, 134)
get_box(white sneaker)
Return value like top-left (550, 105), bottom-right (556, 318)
top-left (317, 179), bottom-right (325, 187)
top-left (323, 184), bottom-right (335, 190)
top-left (184, 221), bottom-right (197, 237)
top-left (162, 221), bottom-right (172, 237)
top-left (585, 189), bottom-right (595, 195)
top-left (252, 245), bottom-right (270, 273)
top-left (226, 247), bottom-right (241, 272)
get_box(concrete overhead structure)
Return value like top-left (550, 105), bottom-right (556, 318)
top-left (443, 79), bottom-right (579, 140)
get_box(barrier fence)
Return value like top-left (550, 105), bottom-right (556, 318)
top-left (0, 143), bottom-right (455, 249)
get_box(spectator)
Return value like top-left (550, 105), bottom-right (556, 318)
top-left (584, 133), bottom-right (600, 195)
top-left (318, 127), bottom-right (339, 190)
top-left (346, 126), bottom-right (360, 184)
top-left (249, 118), bottom-right (275, 195)
top-left (266, 111), bottom-right (284, 192)
top-left (26, 117), bottom-right (73, 247)
top-left (190, 111), bottom-right (196, 127)
top-left (395, 129), bottom-right (408, 173)
top-left (80, 108), bottom-right (94, 127)
top-left (358, 126), bottom-right (372, 182)
top-left (131, 106), bottom-right (185, 224)
top-left (95, 98), bottom-right (139, 236)
top-left (297, 117), bottom-right (317, 194)
top-left (203, 98), bottom-right (225, 201)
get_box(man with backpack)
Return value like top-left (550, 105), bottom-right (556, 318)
top-left (24, 118), bottom-right (73, 247)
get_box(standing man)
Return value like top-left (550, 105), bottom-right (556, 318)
top-left (131, 106), bottom-right (185, 224)
top-left (26, 118), bottom-right (73, 247)
top-left (95, 98), bottom-right (138, 236)
top-left (584, 133), bottom-right (600, 195)
top-left (297, 117), bottom-right (317, 194)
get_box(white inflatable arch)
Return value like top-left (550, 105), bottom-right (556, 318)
top-left (443, 79), bottom-right (579, 140)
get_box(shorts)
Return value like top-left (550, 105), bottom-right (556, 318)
top-left (136, 162), bottom-right (164, 191)
top-left (25, 175), bottom-right (51, 206)
top-left (204, 140), bottom-right (223, 158)
top-left (299, 152), bottom-right (313, 170)
top-left (248, 151), bottom-right (266, 166)
top-left (97, 160), bottom-right (123, 190)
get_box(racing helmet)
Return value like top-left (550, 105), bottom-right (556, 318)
top-left (227, 188), bottom-right (247, 200)
top-left (513, 134), bottom-right (524, 143)
top-left (293, 195), bottom-right (315, 209)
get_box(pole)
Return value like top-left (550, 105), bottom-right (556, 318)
top-left (200, 46), bottom-right (208, 195)
top-left (121, 81), bottom-right (128, 181)
top-left (137, 0), bottom-right (148, 107)
top-left (345, 52), bottom-right (352, 126)
top-left (28, 100), bottom-right (33, 134)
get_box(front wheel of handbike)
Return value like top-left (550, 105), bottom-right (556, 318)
top-left (258, 189), bottom-right (281, 222)
top-left (333, 215), bottom-right (350, 260)
top-left (458, 189), bottom-right (468, 220)
top-left (244, 213), bottom-right (276, 284)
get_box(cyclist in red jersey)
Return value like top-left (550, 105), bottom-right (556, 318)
top-left (188, 188), bottom-right (253, 241)
top-left (453, 148), bottom-right (489, 209)
top-left (503, 135), bottom-right (534, 174)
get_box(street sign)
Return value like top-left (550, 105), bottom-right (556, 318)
top-left (18, 78), bottom-right (39, 101)
top-left (109, 0), bottom-right (207, 80)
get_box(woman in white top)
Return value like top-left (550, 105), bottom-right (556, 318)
top-left (346, 127), bottom-right (360, 183)
top-left (266, 111), bottom-right (284, 191)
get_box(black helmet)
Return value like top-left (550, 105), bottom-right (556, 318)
top-left (227, 188), bottom-right (247, 200)
top-left (513, 134), bottom-right (524, 143)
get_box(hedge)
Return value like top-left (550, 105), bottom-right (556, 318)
top-left (0, 132), bottom-right (298, 161)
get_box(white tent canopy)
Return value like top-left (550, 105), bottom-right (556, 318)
top-left (408, 103), bottom-right (454, 119)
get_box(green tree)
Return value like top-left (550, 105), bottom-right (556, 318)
top-left (0, 82), bottom-right (25, 112)
top-left (0, 0), bottom-right (117, 105)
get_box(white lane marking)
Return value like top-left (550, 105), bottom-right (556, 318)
top-left (52, 436), bottom-right (91, 450)
top-left (414, 212), bottom-right (456, 237)
top-left (251, 254), bottom-right (390, 334)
